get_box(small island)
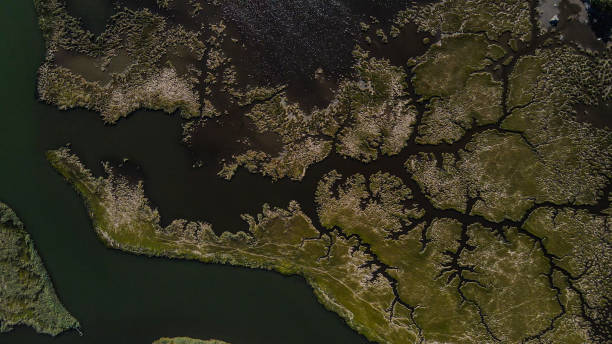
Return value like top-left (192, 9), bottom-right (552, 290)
top-left (0, 203), bottom-right (80, 336)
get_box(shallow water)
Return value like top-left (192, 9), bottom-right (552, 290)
top-left (55, 49), bottom-right (111, 83)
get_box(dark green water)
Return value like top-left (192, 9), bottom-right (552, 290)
top-left (0, 2), bottom-right (370, 344)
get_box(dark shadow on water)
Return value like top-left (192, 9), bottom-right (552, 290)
top-left (0, 1), bottom-right (442, 343)
top-left (575, 102), bottom-right (612, 130)
top-left (0, 2), bottom-right (374, 342)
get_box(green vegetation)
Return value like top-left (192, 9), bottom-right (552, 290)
top-left (395, 0), bottom-right (532, 41)
top-left (221, 49), bottom-right (417, 180)
top-left (461, 225), bottom-right (560, 341)
top-left (407, 38), bottom-right (611, 223)
top-left (35, 0), bottom-right (204, 122)
top-left (0, 203), bottom-right (80, 336)
top-left (38, 0), bottom-right (612, 343)
top-left (49, 146), bottom-right (611, 343)
top-left (316, 172), bottom-right (489, 342)
top-left (416, 71), bottom-right (503, 144)
top-left (407, 125), bottom-right (610, 223)
top-left (502, 47), bottom-right (612, 206)
top-left (334, 53), bottom-right (417, 161)
top-left (523, 207), bottom-right (611, 341)
top-left (34, 0), bottom-right (253, 122)
top-left (408, 131), bottom-right (544, 221)
top-left (408, 33), bottom-right (506, 144)
top-left (48, 148), bottom-right (419, 343)
top-left (506, 55), bottom-right (546, 109)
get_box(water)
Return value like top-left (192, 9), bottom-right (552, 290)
top-left (0, 2), bottom-right (372, 343)
top-left (539, 0), bottom-right (611, 48)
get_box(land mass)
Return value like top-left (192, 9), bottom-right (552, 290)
top-left (0, 203), bottom-right (80, 336)
top-left (48, 145), bottom-right (610, 343)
